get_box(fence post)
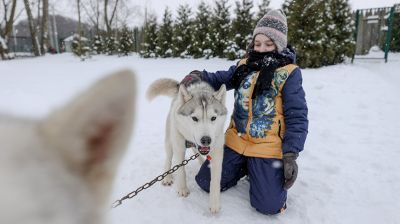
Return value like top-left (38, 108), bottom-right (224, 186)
top-left (352, 10), bottom-right (360, 63)
top-left (384, 6), bottom-right (395, 63)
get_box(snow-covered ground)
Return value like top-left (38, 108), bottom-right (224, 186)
top-left (1, 53), bottom-right (400, 224)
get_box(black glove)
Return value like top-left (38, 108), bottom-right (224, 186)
top-left (230, 64), bottom-right (249, 90)
top-left (283, 152), bottom-right (298, 190)
top-left (180, 70), bottom-right (203, 87)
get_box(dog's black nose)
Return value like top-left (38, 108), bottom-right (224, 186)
top-left (200, 136), bottom-right (211, 146)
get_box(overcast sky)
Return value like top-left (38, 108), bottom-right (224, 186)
top-left (140, 0), bottom-right (399, 16)
top-left (27, 0), bottom-right (400, 27)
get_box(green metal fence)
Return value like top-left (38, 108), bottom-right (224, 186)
top-left (352, 4), bottom-right (399, 63)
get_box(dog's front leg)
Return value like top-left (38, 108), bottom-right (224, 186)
top-left (209, 146), bottom-right (223, 213)
top-left (162, 139), bottom-right (174, 186)
top-left (173, 137), bottom-right (190, 197)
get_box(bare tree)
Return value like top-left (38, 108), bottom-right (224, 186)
top-left (74, 0), bottom-right (89, 59)
top-left (81, 0), bottom-right (102, 33)
top-left (82, 0), bottom-right (140, 35)
top-left (104, 0), bottom-right (119, 35)
top-left (0, 0), bottom-right (17, 59)
top-left (23, 0), bottom-right (41, 56)
top-left (77, 0), bottom-right (82, 41)
top-left (41, 0), bottom-right (49, 54)
top-left (114, 1), bottom-right (141, 28)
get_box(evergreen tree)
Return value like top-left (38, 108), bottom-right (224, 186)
top-left (225, 40), bottom-right (244, 60)
top-left (210, 0), bottom-right (231, 58)
top-left (323, 0), bottom-right (354, 65)
top-left (390, 12), bottom-right (400, 52)
top-left (105, 35), bottom-right (118, 55)
top-left (140, 14), bottom-right (158, 58)
top-left (256, 0), bottom-right (271, 22)
top-left (190, 1), bottom-right (213, 58)
top-left (118, 26), bottom-right (135, 56)
top-left (283, 0), bottom-right (326, 68)
top-left (230, 0), bottom-right (254, 59)
top-left (158, 7), bottom-right (174, 57)
top-left (72, 34), bottom-right (90, 59)
top-left (202, 33), bottom-right (214, 59)
top-left (172, 4), bottom-right (193, 58)
top-left (91, 34), bottom-right (104, 55)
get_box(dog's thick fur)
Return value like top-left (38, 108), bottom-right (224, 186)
top-left (0, 70), bottom-right (136, 224)
top-left (147, 78), bottom-right (227, 213)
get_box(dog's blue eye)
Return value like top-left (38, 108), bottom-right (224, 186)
top-left (211, 116), bottom-right (216, 121)
top-left (192, 117), bottom-right (198, 122)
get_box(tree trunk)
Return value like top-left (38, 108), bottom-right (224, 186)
top-left (104, 0), bottom-right (119, 36)
top-left (41, 0), bottom-right (50, 54)
top-left (4, 0), bottom-right (18, 39)
top-left (77, 0), bottom-right (83, 57)
top-left (1, 0), bottom-right (18, 59)
top-left (104, 0), bottom-right (110, 34)
top-left (77, 0), bottom-right (81, 34)
top-left (95, 0), bottom-right (100, 33)
top-left (0, 37), bottom-right (5, 60)
top-left (23, 0), bottom-right (41, 56)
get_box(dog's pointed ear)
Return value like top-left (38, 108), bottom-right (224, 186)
top-left (179, 84), bottom-right (192, 102)
top-left (39, 70), bottom-right (136, 204)
top-left (213, 84), bottom-right (226, 104)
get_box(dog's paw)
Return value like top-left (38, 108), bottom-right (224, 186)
top-left (177, 188), bottom-right (190, 197)
top-left (209, 204), bottom-right (220, 214)
top-left (209, 196), bottom-right (220, 214)
top-left (162, 176), bottom-right (173, 186)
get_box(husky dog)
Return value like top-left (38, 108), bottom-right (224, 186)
top-left (0, 70), bottom-right (136, 224)
top-left (147, 78), bottom-right (227, 213)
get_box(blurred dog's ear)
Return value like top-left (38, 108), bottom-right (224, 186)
top-left (40, 70), bottom-right (136, 204)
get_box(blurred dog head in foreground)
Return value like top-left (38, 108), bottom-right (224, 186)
top-left (0, 70), bottom-right (136, 224)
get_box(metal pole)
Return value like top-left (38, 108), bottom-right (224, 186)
top-left (351, 10), bottom-right (360, 63)
top-left (384, 6), bottom-right (395, 63)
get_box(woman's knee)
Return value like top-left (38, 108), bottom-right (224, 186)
top-left (195, 146), bottom-right (247, 192)
top-left (247, 157), bottom-right (287, 215)
top-left (250, 196), bottom-right (286, 215)
top-left (195, 160), bottom-right (211, 192)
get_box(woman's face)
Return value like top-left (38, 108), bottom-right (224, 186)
top-left (254, 34), bottom-right (276, 53)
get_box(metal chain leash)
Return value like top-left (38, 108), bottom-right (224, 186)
top-left (111, 153), bottom-right (200, 209)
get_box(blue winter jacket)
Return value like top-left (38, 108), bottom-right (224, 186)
top-left (200, 51), bottom-right (308, 156)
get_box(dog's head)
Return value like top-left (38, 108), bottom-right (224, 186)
top-left (0, 70), bottom-right (136, 224)
top-left (177, 83), bottom-right (227, 155)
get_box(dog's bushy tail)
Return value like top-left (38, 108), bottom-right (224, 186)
top-left (146, 78), bottom-right (179, 101)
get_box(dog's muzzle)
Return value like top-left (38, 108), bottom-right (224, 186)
top-left (198, 145), bottom-right (210, 155)
top-left (185, 140), bottom-right (210, 155)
